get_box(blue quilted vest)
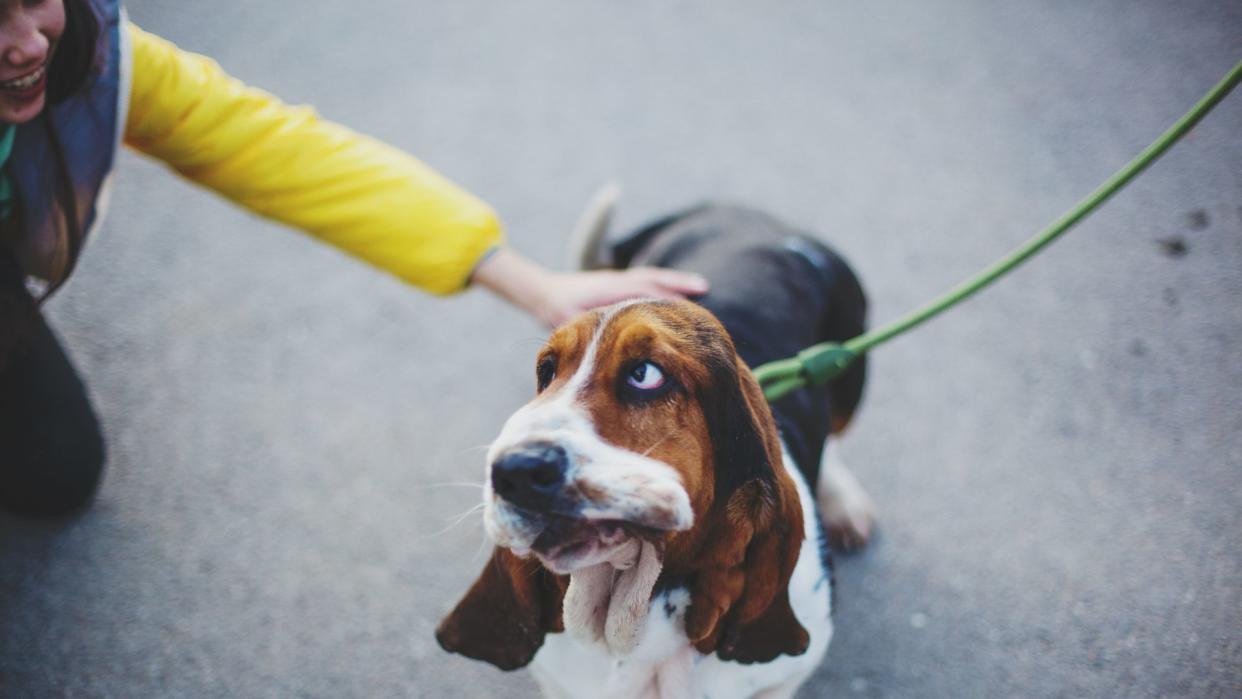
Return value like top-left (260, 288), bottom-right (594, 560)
top-left (3, 0), bottom-right (122, 298)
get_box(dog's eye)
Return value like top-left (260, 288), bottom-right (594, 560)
top-left (626, 362), bottom-right (666, 391)
top-left (536, 357), bottom-right (556, 391)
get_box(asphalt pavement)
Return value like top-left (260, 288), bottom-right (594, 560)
top-left (2, 1), bottom-right (1239, 697)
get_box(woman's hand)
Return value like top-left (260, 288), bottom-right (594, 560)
top-left (471, 247), bottom-right (709, 328)
top-left (533, 266), bottom-right (711, 328)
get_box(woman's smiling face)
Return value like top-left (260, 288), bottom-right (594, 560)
top-left (0, 0), bottom-right (65, 124)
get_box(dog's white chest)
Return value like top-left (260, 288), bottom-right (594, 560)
top-left (529, 447), bottom-right (834, 699)
top-left (531, 587), bottom-right (695, 699)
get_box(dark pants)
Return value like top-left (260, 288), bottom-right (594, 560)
top-left (0, 247), bottom-right (104, 517)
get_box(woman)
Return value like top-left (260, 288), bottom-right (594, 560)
top-left (0, 0), bottom-right (706, 517)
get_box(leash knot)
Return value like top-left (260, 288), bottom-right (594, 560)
top-left (796, 343), bottom-right (858, 386)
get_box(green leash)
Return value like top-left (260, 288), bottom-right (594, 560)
top-left (755, 57), bottom-right (1242, 403)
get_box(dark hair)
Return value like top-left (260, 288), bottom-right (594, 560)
top-left (46, 0), bottom-right (101, 104)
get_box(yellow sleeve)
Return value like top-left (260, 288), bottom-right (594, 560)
top-left (123, 22), bottom-right (502, 295)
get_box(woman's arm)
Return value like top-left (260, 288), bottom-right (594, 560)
top-left (123, 23), bottom-right (499, 295)
top-left (122, 23), bottom-right (707, 322)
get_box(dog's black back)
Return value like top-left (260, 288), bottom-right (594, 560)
top-left (611, 204), bottom-right (867, 487)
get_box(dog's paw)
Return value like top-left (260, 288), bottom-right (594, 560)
top-left (819, 493), bottom-right (876, 552)
top-left (817, 458), bottom-right (877, 552)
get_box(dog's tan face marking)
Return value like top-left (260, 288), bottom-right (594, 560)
top-left (482, 301), bottom-right (732, 573)
top-left (575, 303), bottom-right (717, 517)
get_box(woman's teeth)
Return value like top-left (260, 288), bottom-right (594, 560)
top-left (1, 65), bottom-right (46, 91)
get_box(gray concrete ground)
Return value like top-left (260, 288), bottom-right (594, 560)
top-left (2, 1), bottom-right (1240, 697)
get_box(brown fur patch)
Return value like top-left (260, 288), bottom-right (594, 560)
top-left (829, 413), bottom-right (854, 435)
top-left (534, 312), bottom-right (602, 398)
top-left (435, 547), bottom-right (567, 671)
top-left (580, 304), bottom-right (717, 520)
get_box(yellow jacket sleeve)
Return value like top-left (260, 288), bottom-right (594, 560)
top-left (123, 22), bottom-right (502, 294)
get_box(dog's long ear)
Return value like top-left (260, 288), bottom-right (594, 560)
top-left (701, 350), bottom-right (781, 502)
top-left (686, 353), bottom-right (809, 663)
top-left (436, 547), bottom-right (566, 671)
top-left (715, 475), bottom-right (809, 663)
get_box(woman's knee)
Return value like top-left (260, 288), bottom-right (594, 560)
top-left (0, 398), bottom-right (106, 517)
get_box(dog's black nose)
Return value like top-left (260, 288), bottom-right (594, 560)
top-left (491, 443), bottom-right (568, 511)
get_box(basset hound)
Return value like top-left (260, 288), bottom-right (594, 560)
top-left (437, 205), bottom-right (876, 698)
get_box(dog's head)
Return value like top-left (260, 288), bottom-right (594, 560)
top-left (437, 299), bottom-right (808, 668)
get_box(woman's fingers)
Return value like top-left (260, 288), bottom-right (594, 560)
top-left (630, 267), bottom-right (710, 296)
